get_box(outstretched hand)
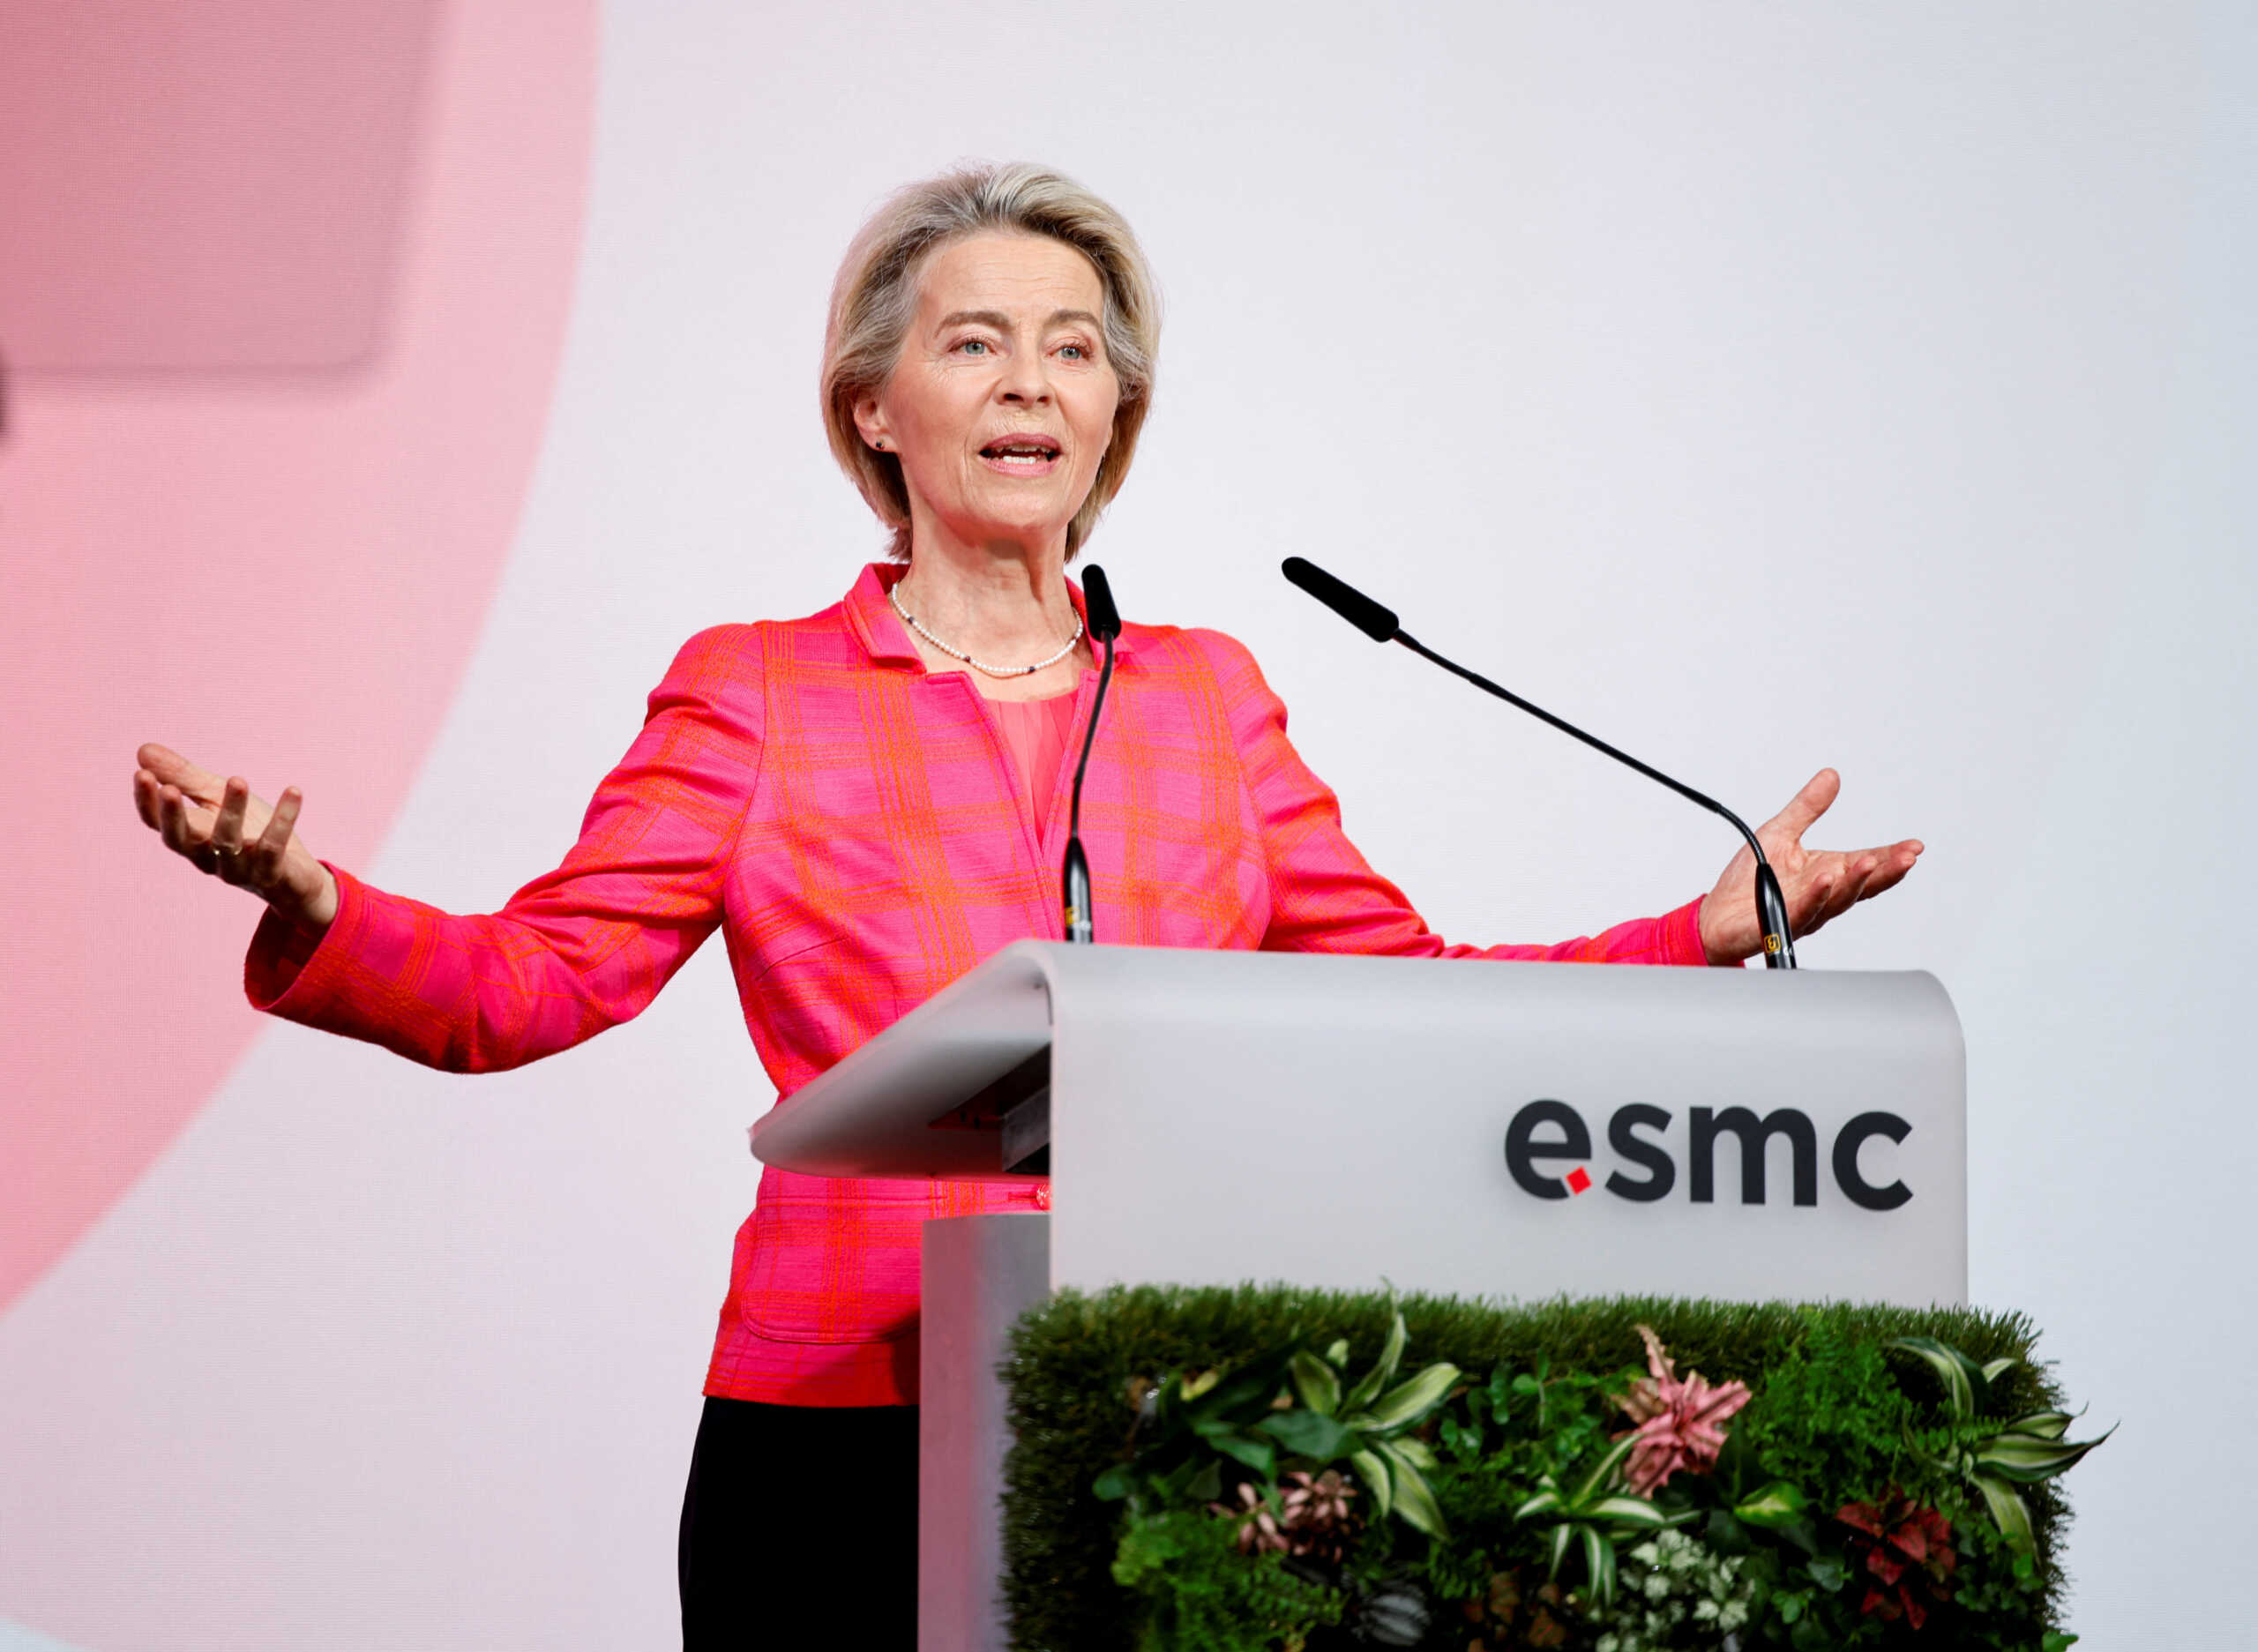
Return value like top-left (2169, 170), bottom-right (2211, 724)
top-left (1697, 769), bottom-right (1920, 965)
top-left (131, 744), bottom-right (338, 930)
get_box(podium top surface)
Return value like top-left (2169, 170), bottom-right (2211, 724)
top-left (748, 941), bottom-right (1959, 1183)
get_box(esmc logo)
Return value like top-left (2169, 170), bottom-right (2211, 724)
top-left (1503, 1101), bottom-right (1913, 1212)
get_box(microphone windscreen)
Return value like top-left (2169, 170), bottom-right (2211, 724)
top-left (1281, 557), bottom-right (1399, 641)
top-left (1080, 564), bottom-right (1123, 642)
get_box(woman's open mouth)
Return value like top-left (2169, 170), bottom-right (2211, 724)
top-left (978, 435), bottom-right (1061, 475)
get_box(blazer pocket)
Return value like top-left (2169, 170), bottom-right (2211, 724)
top-left (732, 1190), bottom-right (923, 1345)
top-left (748, 932), bottom-right (846, 986)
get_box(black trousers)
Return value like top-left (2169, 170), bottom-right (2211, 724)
top-left (678, 1396), bottom-right (920, 1649)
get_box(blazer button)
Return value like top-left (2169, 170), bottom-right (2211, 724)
top-left (1034, 1184), bottom-right (1051, 1210)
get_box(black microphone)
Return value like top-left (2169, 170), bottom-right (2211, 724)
top-left (1280, 556), bottom-right (1798, 968)
top-left (1062, 565), bottom-right (1122, 944)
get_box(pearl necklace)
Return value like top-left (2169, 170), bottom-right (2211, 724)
top-left (888, 584), bottom-right (1084, 678)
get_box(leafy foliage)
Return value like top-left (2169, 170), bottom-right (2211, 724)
top-left (1110, 1506), bottom-right (1342, 1652)
top-left (1594, 1528), bottom-right (1759, 1652)
top-left (1733, 1312), bottom-right (1922, 1504)
top-left (1424, 1357), bottom-right (1634, 1609)
top-left (1892, 1336), bottom-right (2112, 1554)
top-left (1094, 1307), bottom-right (1462, 1542)
top-left (1000, 1286), bottom-right (2079, 1652)
top-left (1512, 1435), bottom-right (1684, 1611)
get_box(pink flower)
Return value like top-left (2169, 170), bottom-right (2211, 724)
top-left (1612, 1325), bottom-right (1753, 1495)
top-left (1212, 1481), bottom-right (1290, 1555)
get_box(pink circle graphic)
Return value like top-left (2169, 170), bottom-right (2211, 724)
top-left (0, 1), bottom-right (598, 1319)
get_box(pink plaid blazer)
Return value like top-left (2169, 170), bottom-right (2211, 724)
top-left (248, 564), bottom-right (1708, 1405)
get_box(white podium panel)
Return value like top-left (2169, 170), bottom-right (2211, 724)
top-left (752, 943), bottom-right (1967, 1650)
top-left (754, 941), bottom-right (1966, 1309)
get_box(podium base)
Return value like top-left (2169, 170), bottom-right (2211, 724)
top-left (920, 1213), bottom-right (1050, 1652)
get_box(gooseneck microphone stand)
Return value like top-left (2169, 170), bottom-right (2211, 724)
top-left (1281, 557), bottom-right (1797, 968)
top-left (1062, 565), bottom-right (1122, 945)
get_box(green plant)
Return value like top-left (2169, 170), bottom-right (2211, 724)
top-left (998, 1286), bottom-right (2063, 1652)
top-left (1892, 1337), bottom-right (2110, 1554)
top-left (1595, 1527), bottom-right (1759, 1652)
top-left (1093, 1304), bottom-right (1461, 1540)
top-left (1284, 1312), bottom-right (1461, 1536)
top-left (1936, 1501), bottom-right (2074, 1652)
top-left (1420, 1356), bottom-right (1629, 1614)
top-left (1736, 1313), bottom-right (1922, 1505)
top-left (1110, 1505), bottom-right (1342, 1652)
top-left (1514, 1433), bottom-right (1686, 1611)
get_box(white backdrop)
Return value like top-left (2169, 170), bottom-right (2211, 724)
top-left (4, 3), bottom-right (2252, 1647)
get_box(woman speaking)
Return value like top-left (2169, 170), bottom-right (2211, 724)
top-left (130, 163), bottom-right (1919, 1647)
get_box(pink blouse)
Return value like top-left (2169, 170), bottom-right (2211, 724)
top-left (988, 691), bottom-right (1079, 839)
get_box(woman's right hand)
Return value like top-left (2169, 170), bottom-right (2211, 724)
top-left (132, 743), bottom-right (339, 930)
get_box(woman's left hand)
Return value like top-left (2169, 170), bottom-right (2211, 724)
top-left (1697, 768), bottom-right (1922, 964)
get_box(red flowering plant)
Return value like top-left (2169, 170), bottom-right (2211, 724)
top-left (1836, 1489), bottom-right (1958, 1629)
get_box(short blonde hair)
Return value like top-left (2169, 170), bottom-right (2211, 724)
top-left (821, 162), bottom-right (1161, 560)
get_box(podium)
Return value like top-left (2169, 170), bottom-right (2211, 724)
top-left (751, 942), bottom-right (1966, 1652)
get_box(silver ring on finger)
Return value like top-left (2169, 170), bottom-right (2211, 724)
top-left (211, 847), bottom-right (242, 881)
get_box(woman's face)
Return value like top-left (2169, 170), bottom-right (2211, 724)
top-left (856, 230), bottom-right (1121, 557)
